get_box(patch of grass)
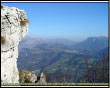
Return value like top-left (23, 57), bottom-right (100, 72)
top-left (20, 19), bottom-right (29, 26)
top-left (1, 36), bottom-right (5, 45)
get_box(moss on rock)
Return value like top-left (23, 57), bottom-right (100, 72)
top-left (1, 36), bottom-right (5, 45)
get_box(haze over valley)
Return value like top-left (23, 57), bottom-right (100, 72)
top-left (18, 36), bottom-right (109, 83)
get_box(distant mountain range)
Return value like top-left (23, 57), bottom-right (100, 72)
top-left (17, 36), bottom-right (108, 82)
top-left (73, 36), bottom-right (108, 50)
top-left (19, 36), bottom-right (108, 49)
top-left (19, 36), bottom-right (77, 50)
top-left (72, 36), bottom-right (108, 57)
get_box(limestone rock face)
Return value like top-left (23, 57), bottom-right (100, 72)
top-left (38, 72), bottom-right (46, 83)
top-left (1, 5), bottom-right (29, 83)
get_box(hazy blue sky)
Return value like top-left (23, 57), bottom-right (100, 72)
top-left (2, 2), bottom-right (108, 40)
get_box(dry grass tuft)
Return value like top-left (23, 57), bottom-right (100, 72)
top-left (20, 19), bottom-right (29, 26)
top-left (1, 36), bottom-right (5, 45)
top-left (19, 70), bottom-right (32, 83)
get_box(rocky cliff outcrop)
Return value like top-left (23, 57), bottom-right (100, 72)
top-left (37, 72), bottom-right (47, 83)
top-left (1, 5), bottom-right (29, 83)
top-left (19, 70), bottom-right (46, 83)
top-left (19, 70), bottom-right (37, 83)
